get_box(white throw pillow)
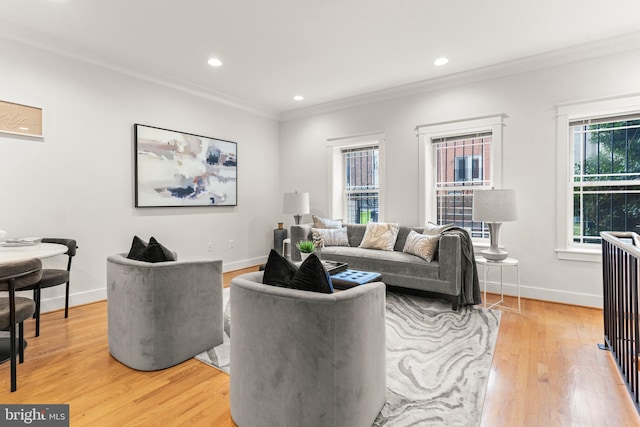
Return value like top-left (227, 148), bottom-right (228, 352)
top-left (424, 221), bottom-right (454, 236)
top-left (312, 227), bottom-right (349, 247)
top-left (312, 215), bottom-right (343, 229)
top-left (359, 222), bottom-right (400, 251)
top-left (403, 229), bottom-right (440, 262)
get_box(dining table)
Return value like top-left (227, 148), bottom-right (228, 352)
top-left (0, 240), bottom-right (69, 362)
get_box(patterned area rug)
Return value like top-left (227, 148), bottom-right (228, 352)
top-left (195, 287), bottom-right (231, 373)
top-left (196, 288), bottom-right (501, 426)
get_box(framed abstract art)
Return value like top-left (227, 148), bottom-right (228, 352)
top-left (134, 124), bottom-right (237, 207)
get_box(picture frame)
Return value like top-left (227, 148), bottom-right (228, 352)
top-left (0, 100), bottom-right (43, 138)
top-left (134, 124), bottom-right (237, 207)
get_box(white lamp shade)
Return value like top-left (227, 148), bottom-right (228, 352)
top-left (472, 189), bottom-right (517, 222)
top-left (283, 192), bottom-right (310, 215)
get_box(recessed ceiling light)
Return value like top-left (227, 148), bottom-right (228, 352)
top-left (207, 57), bottom-right (223, 67)
top-left (434, 57), bottom-right (449, 66)
top-left (293, 95), bottom-right (304, 101)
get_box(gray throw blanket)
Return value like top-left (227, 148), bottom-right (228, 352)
top-left (443, 228), bottom-right (481, 306)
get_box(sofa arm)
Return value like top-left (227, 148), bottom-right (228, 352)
top-left (290, 223), bottom-right (313, 261)
top-left (438, 233), bottom-right (462, 298)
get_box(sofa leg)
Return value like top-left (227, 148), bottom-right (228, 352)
top-left (452, 298), bottom-right (459, 311)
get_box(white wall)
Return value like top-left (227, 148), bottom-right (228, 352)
top-left (279, 48), bottom-right (640, 308)
top-left (0, 38), bottom-right (280, 312)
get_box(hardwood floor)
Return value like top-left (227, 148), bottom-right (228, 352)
top-left (1, 268), bottom-right (638, 426)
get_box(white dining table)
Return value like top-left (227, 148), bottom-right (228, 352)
top-left (0, 242), bottom-right (68, 264)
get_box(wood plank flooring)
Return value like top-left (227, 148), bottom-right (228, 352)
top-left (1, 267), bottom-right (638, 426)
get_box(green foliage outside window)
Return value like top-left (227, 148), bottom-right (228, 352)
top-left (573, 119), bottom-right (640, 243)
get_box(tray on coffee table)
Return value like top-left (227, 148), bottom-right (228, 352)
top-left (321, 260), bottom-right (348, 275)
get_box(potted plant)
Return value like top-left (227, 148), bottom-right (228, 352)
top-left (296, 240), bottom-right (315, 262)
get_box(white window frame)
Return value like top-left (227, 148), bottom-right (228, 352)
top-left (556, 93), bottom-right (640, 262)
top-left (417, 114), bottom-right (505, 244)
top-left (327, 131), bottom-right (386, 222)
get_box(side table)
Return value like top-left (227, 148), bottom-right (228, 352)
top-left (475, 256), bottom-right (521, 313)
top-left (273, 228), bottom-right (288, 256)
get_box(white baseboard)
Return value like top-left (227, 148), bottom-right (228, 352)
top-left (482, 280), bottom-right (602, 309)
top-left (223, 256), bottom-right (267, 272)
top-left (39, 287), bottom-right (107, 314)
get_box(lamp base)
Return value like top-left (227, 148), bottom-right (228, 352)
top-left (479, 248), bottom-right (509, 262)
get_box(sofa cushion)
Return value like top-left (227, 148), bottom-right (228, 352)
top-left (403, 230), bottom-right (440, 262)
top-left (312, 215), bottom-right (342, 229)
top-left (359, 222), bottom-right (400, 251)
top-left (290, 254), bottom-right (334, 293)
top-left (312, 227), bottom-right (349, 247)
top-left (321, 246), bottom-right (440, 280)
top-left (262, 249), bottom-right (299, 288)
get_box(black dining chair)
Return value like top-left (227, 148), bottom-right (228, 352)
top-left (23, 238), bottom-right (77, 337)
top-left (0, 258), bottom-right (42, 392)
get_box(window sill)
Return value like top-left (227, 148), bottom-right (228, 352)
top-left (555, 248), bottom-right (601, 263)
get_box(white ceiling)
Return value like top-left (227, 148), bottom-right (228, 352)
top-left (2, 0), bottom-right (640, 118)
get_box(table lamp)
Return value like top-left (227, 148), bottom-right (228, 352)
top-left (472, 188), bottom-right (517, 261)
top-left (283, 191), bottom-right (310, 225)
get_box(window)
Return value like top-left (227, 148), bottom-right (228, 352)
top-left (418, 115), bottom-right (505, 241)
top-left (556, 94), bottom-right (640, 261)
top-left (327, 132), bottom-right (385, 224)
top-left (434, 133), bottom-right (491, 236)
top-left (572, 116), bottom-right (640, 244)
top-left (343, 146), bottom-right (379, 224)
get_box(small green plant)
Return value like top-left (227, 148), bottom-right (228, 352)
top-left (296, 240), bottom-right (315, 253)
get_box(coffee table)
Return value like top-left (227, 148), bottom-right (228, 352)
top-left (331, 269), bottom-right (382, 290)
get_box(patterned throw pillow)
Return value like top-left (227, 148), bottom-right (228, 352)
top-left (312, 227), bottom-right (349, 248)
top-left (312, 215), bottom-right (343, 229)
top-left (359, 222), bottom-right (400, 251)
top-left (403, 229), bottom-right (440, 262)
top-left (424, 221), bottom-right (454, 236)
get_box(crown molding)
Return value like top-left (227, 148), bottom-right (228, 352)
top-left (279, 31), bottom-right (640, 122)
top-left (0, 21), bottom-right (279, 121)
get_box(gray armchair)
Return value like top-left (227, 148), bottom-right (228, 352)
top-left (106, 254), bottom-right (223, 371)
top-left (230, 271), bottom-right (387, 427)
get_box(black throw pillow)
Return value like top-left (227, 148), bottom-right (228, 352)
top-left (126, 236), bottom-right (176, 263)
top-left (126, 236), bottom-right (148, 260)
top-left (262, 249), bottom-right (298, 288)
top-left (149, 236), bottom-right (177, 261)
top-left (290, 253), bottom-right (334, 294)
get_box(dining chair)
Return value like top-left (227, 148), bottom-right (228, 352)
top-left (0, 258), bottom-right (42, 392)
top-left (23, 238), bottom-right (77, 337)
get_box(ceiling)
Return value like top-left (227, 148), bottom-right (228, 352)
top-left (2, 0), bottom-right (640, 118)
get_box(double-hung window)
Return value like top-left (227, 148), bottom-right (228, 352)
top-left (557, 95), bottom-right (640, 261)
top-left (343, 146), bottom-right (379, 224)
top-left (572, 116), bottom-right (640, 244)
top-left (327, 132), bottom-right (385, 224)
top-left (418, 115), bottom-right (505, 241)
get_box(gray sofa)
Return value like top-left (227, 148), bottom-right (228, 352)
top-left (291, 223), bottom-right (464, 309)
top-left (106, 254), bottom-right (224, 371)
top-left (230, 271), bottom-right (387, 427)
